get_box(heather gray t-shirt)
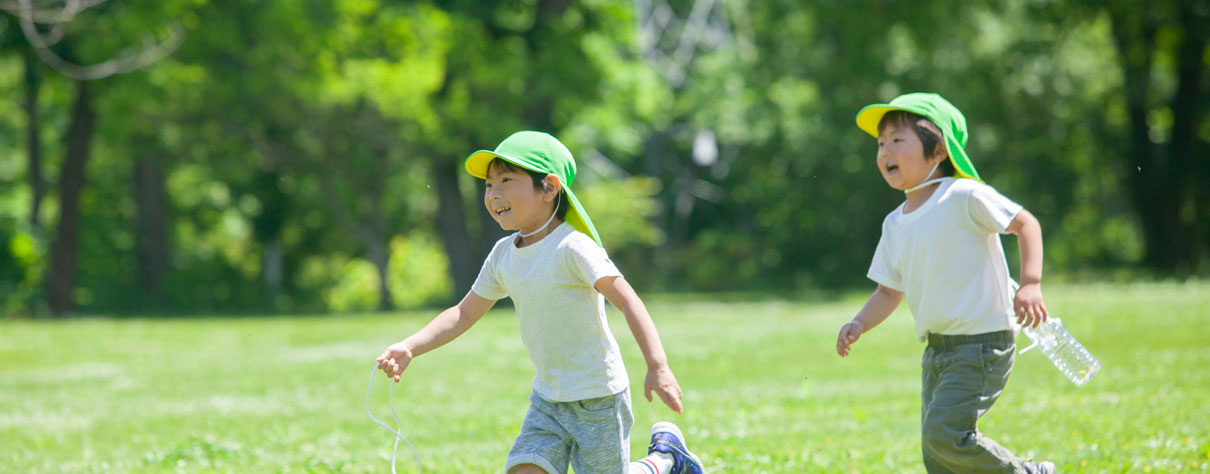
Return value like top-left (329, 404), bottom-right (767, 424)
top-left (472, 222), bottom-right (627, 402)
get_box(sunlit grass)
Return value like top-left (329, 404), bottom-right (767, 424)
top-left (2, 281), bottom-right (1207, 472)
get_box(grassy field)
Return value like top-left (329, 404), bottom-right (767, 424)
top-left (2, 281), bottom-right (1208, 473)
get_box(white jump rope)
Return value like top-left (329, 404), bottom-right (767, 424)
top-left (366, 362), bottom-right (422, 473)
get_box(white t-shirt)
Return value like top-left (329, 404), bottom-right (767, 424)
top-left (471, 222), bottom-right (627, 402)
top-left (867, 178), bottom-right (1024, 342)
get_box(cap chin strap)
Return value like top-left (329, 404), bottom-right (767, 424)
top-left (904, 161), bottom-right (945, 194)
top-left (520, 192), bottom-right (561, 238)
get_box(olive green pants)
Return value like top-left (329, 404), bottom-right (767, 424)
top-left (921, 331), bottom-right (1027, 474)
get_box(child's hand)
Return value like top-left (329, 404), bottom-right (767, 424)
top-left (644, 366), bottom-right (684, 414)
top-left (1014, 282), bottom-right (1049, 329)
top-left (836, 320), bottom-right (865, 357)
top-left (375, 341), bottom-right (414, 383)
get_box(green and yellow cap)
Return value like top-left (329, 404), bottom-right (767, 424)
top-left (465, 131), bottom-right (603, 247)
top-left (855, 92), bottom-right (983, 183)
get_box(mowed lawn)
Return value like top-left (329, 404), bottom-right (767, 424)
top-left (2, 281), bottom-right (1208, 473)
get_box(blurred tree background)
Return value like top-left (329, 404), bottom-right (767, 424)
top-left (1, 0), bottom-right (1206, 317)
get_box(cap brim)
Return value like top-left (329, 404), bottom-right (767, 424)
top-left (855, 104), bottom-right (899, 138)
top-left (465, 150), bottom-right (546, 179)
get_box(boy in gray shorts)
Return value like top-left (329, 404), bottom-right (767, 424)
top-left (378, 131), bottom-right (703, 474)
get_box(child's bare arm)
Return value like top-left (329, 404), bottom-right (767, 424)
top-left (595, 276), bottom-right (684, 414)
top-left (837, 284), bottom-right (903, 357)
top-left (376, 291), bottom-right (496, 383)
top-left (1006, 209), bottom-right (1048, 328)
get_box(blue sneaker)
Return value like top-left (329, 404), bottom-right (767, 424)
top-left (647, 422), bottom-right (704, 474)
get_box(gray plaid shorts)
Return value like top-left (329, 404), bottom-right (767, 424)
top-left (504, 388), bottom-right (634, 474)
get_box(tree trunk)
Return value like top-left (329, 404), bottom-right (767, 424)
top-left (1108, 6), bottom-right (1176, 270)
top-left (263, 241), bottom-right (283, 304)
top-left (1110, 2), bottom-right (1210, 272)
top-left (367, 193), bottom-right (394, 312)
top-left (251, 170), bottom-right (288, 307)
top-left (433, 158), bottom-right (477, 297)
top-left (133, 154), bottom-right (169, 310)
top-left (47, 80), bottom-right (96, 316)
top-left (1170, 1), bottom-right (1209, 268)
top-left (316, 173), bottom-right (395, 311)
top-left (368, 239), bottom-right (394, 311)
top-left (23, 50), bottom-right (44, 232)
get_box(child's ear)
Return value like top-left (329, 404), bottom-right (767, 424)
top-left (930, 143), bottom-right (949, 163)
top-left (543, 175), bottom-right (562, 195)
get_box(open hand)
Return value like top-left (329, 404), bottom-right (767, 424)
top-left (644, 366), bottom-right (683, 414)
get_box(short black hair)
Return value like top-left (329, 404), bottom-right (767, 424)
top-left (487, 158), bottom-right (569, 219)
top-left (877, 110), bottom-right (955, 177)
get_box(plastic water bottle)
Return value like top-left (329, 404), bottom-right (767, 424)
top-left (1020, 317), bottom-right (1101, 386)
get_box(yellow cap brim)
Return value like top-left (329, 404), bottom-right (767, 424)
top-left (465, 150), bottom-right (546, 179)
top-left (855, 105), bottom-right (898, 138)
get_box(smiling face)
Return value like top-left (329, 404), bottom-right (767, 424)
top-left (876, 119), bottom-right (948, 192)
top-left (483, 161), bottom-right (559, 233)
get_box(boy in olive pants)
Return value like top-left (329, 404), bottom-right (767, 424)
top-left (836, 93), bottom-right (1055, 473)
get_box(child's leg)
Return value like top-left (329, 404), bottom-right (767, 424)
top-left (510, 465), bottom-right (551, 474)
top-left (632, 421), bottom-right (703, 474)
top-left (629, 452), bottom-right (677, 474)
top-left (505, 392), bottom-right (571, 474)
top-left (921, 332), bottom-right (1027, 474)
top-left (629, 453), bottom-right (675, 474)
top-left (920, 355), bottom-right (955, 474)
top-left (564, 390), bottom-right (634, 474)
top-left (549, 389), bottom-right (703, 474)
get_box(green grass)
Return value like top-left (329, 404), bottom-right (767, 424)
top-left (2, 281), bottom-right (1208, 473)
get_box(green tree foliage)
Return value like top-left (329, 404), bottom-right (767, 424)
top-left (0, 0), bottom-right (1205, 316)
